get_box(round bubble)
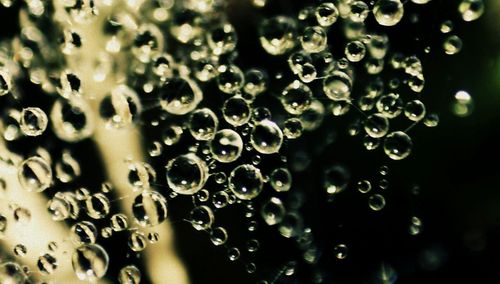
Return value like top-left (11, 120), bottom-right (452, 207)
top-left (166, 154), bottom-right (208, 195)
top-left (229, 164), bottom-right (264, 200)
top-left (210, 129), bottom-right (244, 163)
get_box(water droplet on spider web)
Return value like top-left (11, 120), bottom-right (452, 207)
top-left (99, 85), bottom-right (142, 129)
top-left (0, 262), bottom-right (28, 283)
top-left (128, 231), bottom-right (148, 252)
top-left (166, 153), bottom-right (209, 195)
top-left (18, 156), bottom-right (52, 192)
top-left (13, 244), bottom-right (27, 257)
top-left (250, 120), bottom-right (283, 154)
top-left (210, 226), bottom-right (228, 246)
top-left (373, 0), bottom-right (405, 27)
top-left (37, 253), bottom-right (58, 274)
top-left (210, 129), bottom-right (244, 163)
top-left (188, 108), bottom-right (219, 141)
top-left (189, 205), bottom-right (214, 231)
top-left (71, 221), bottom-right (98, 245)
top-left (132, 190), bottom-right (168, 227)
top-left (118, 265), bottom-right (141, 284)
top-left (383, 131), bottom-right (413, 160)
top-left (261, 197), bottom-right (286, 226)
top-left (19, 107), bottom-right (48, 137)
top-left (72, 244), bottom-right (109, 281)
top-left (368, 194), bottom-right (386, 211)
top-left (259, 16), bottom-right (297, 55)
top-left (229, 164), bottom-right (264, 200)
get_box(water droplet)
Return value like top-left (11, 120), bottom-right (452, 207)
top-left (229, 164), bottom-right (264, 200)
top-left (20, 107), bottom-right (48, 136)
top-left (132, 190), bottom-right (167, 227)
top-left (72, 244), bottom-right (109, 281)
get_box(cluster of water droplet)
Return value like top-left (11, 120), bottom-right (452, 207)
top-left (0, 0), bottom-right (483, 282)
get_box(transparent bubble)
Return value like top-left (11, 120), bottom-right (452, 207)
top-left (270, 167), bottom-right (292, 192)
top-left (229, 164), bottom-right (264, 200)
top-left (244, 68), bottom-right (267, 96)
top-left (128, 162), bottom-right (156, 191)
top-left (18, 156), bottom-right (52, 192)
top-left (55, 150), bottom-right (81, 183)
top-left (210, 226), bottom-right (228, 246)
top-left (300, 26), bottom-right (327, 53)
top-left (259, 16), bottom-right (297, 55)
top-left (85, 193), bottom-right (111, 219)
top-left (459, 0), bottom-right (484, 22)
top-left (47, 192), bottom-right (71, 221)
top-left (118, 265), bottom-right (141, 284)
top-left (278, 213), bottom-right (303, 238)
top-left (424, 113), bottom-right (440, 127)
top-left (261, 197), bottom-right (285, 225)
top-left (128, 231), bottom-right (147, 252)
top-left (71, 221), bottom-right (98, 245)
top-left (13, 244), bottom-right (27, 257)
top-left (102, 227), bottom-right (113, 239)
top-left (72, 244), bottom-right (109, 281)
top-left (384, 131), bottom-right (413, 160)
top-left (110, 213), bottom-right (128, 232)
top-left (13, 207), bottom-right (31, 224)
top-left (169, 9), bottom-right (203, 43)
top-left (223, 96), bottom-right (251, 126)
top-left (166, 153), bottom-right (208, 195)
top-left (190, 205), bottom-right (214, 231)
top-left (409, 216), bottom-right (423, 235)
top-left (0, 262), bottom-right (27, 283)
top-left (281, 80), bottom-right (312, 115)
top-left (217, 64), bottom-right (244, 94)
top-left (283, 118), bottom-right (303, 139)
top-left (133, 190), bottom-right (168, 227)
top-left (453, 90), bottom-right (474, 117)
top-left (349, 1), bottom-right (370, 23)
top-left (189, 108), bottom-right (218, 141)
top-left (440, 20), bottom-right (453, 33)
top-left (333, 244), bottom-right (348, 259)
top-left (373, 0), bottom-right (404, 27)
top-left (19, 107), bottom-right (48, 137)
top-left (301, 100), bottom-right (325, 131)
top-left (37, 254), bottom-right (57, 274)
top-left (195, 189), bottom-right (210, 203)
top-left (298, 62), bottom-right (317, 83)
top-left (288, 51), bottom-right (312, 75)
top-left (50, 97), bottom-right (95, 142)
top-left (208, 23), bottom-right (237, 55)
top-left (0, 69), bottom-right (12, 96)
top-left (323, 71), bottom-right (352, 101)
top-left (345, 40), bottom-right (366, 62)
top-left (404, 100), bottom-right (426, 121)
top-left (368, 194), bottom-right (386, 211)
top-left (210, 129), bottom-right (244, 163)
top-left (250, 120), bottom-right (283, 154)
top-left (443, 35), bottom-right (463, 55)
top-left (315, 2), bottom-right (339, 27)
top-left (162, 124), bottom-right (183, 146)
top-left (159, 77), bottom-right (202, 115)
top-left (148, 232), bottom-right (159, 243)
top-left (376, 93), bottom-right (403, 118)
top-left (357, 180), bottom-right (372, 193)
top-left (212, 191), bottom-right (229, 208)
top-left (57, 71), bottom-right (82, 98)
top-left (132, 24), bottom-right (164, 63)
top-left (323, 165), bottom-right (350, 195)
top-left (99, 85), bottom-right (141, 129)
top-left (252, 107), bottom-right (272, 122)
top-left (228, 247), bottom-right (241, 261)
top-left (364, 114), bottom-right (390, 138)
